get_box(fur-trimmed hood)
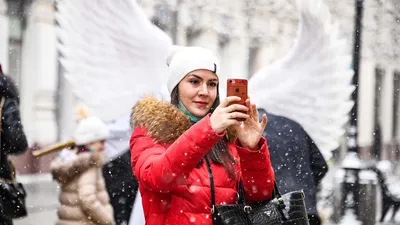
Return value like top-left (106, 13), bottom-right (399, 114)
top-left (50, 151), bottom-right (104, 184)
top-left (130, 96), bottom-right (191, 143)
top-left (130, 96), bottom-right (236, 143)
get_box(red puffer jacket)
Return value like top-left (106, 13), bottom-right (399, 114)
top-left (130, 97), bottom-right (275, 225)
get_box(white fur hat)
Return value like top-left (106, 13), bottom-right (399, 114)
top-left (73, 106), bottom-right (109, 145)
top-left (166, 46), bottom-right (219, 94)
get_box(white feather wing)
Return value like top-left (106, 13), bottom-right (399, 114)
top-left (56, 0), bottom-right (172, 122)
top-left (250, 0), bottom-right (354, 158)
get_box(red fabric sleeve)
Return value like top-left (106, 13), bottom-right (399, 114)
top-left (234, 137), bottom-right (275, 202)
top-left (130, 116), bottom-right (225, 192)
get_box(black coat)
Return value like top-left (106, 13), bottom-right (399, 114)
top-left (103, 150), bottom-right (138, 225)
top-left (0, 75), bottom-right (28, 180)
top-left (258, 109), bottom-right (328, 217)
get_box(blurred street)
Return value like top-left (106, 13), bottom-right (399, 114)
top-left (10, 166), bottom-right (400, 224)
top-left (14, 174), bottom-right (58, 225)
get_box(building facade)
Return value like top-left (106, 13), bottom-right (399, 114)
top-left (0, 0), bottom-right (399, 174)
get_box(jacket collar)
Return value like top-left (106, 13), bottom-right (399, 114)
top-left (130, 96), bottom-right (192, 143)
top-left (130, 96), bottom-right (237, 143)
top-left (51, 151), bottom-right (103, 184)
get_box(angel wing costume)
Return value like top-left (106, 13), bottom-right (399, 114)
top-left (56, 0), bottom-right (172, 160)
top-left (249, 0), bottom-right (354, 160)
top-left (55, 0), bottom-right (354, 224)
top-left (56, 0), bottom-right (172, 122)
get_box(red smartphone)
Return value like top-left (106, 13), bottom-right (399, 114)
top-left (227, 78), bottom-right (248, 121)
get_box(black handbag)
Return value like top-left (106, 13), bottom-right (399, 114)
top-left (0, 97), bottom-right (28, 219)
top-left (205, 157), bottom-right (309, 225)
top-left (250, 190), bottom-right (310, 225)
top-left (0, 180), bottom-right (27, 219)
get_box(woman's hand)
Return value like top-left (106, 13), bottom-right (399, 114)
top-left (210, 96), bottom-right (250, 134)
top-left (233, 99), bottom-right (268, 150)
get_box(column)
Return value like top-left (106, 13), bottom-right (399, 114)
top-left (0, 0), bottom-right (9, 73)
top-left (379, 67), bottom-right (396, 161)
top-left (57, 67), bottom-right (77, 141)
top-left (380, 68), bottom-right (394, 143)
top-left (20, 0), bottom-right (57, 147)
top-left (357, 60), bottom-right (375, 155)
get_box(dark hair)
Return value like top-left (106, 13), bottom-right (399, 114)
top-left (171, 86), bottom-right (237, 178)
top-left (0, 75), bottom-right (20, 104)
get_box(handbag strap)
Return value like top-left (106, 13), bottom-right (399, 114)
top-left (205, 156), bottom-right (247, 214)
top-left (0, 97), bottom-right (4, 162)
top-left (272, 180), bottom-right (282, 199)
top-left (237, 179), bottom-right (247, 204)
top-left (205, 156), bottom-right (217, 213)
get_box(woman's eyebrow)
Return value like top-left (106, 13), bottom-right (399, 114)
top-left (187, 74), bottom-right (218, 82)
top-left (188, 74), bottom-right (202, 80)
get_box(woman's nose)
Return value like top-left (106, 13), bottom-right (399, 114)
top-left (198, 84), bottom-right (209, 96)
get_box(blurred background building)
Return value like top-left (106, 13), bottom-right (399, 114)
top-left (0, 0), bottom-right (400, 223)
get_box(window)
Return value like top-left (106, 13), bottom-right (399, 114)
top-left (373, 66), bottom-right (384, 158)
top-left (248, 38), bottom-right (261, 78)
top-left (6, 0), bottom-right (24, 87)
top-left (374, 66), bottom-right (384, 123)
top-left (7, 40), bottom-right (22, 85)
top-left (218, 34), bottom-right (229, 69)
top-left (152, 4), bottom-right (170, 32)
top-left (393, 71), bottom-right (400, 139)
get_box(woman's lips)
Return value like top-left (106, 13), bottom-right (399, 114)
top-left (194, 101), bottom-right (208, 106)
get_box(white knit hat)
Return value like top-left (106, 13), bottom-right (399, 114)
top-left (166, 46), bottom-right (220, 94)
top-left (73, 106), bottom-right (109, 145)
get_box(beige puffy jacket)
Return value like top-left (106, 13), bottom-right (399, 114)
top-left (50, 151), bottom-right (115, 225)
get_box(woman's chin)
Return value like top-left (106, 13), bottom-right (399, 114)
top-left (191, 110), bottom-right (208, 118)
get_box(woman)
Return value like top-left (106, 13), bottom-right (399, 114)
top-left (0, 66), bottom-right (28, 225)
top-left (50, 108), bottom-right (115, 225)
top-left (130, 46), bottom-right (275, 225)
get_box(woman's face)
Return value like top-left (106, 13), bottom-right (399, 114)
top-left (86, 140), bottom-right (106, 152)
top-left (178, 69), bottom-right (218, 117)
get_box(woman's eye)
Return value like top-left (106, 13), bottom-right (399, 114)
top-left (190, 80), bottom-right (199, 84)
top-left (209, 82), bottom-right (217, 87)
